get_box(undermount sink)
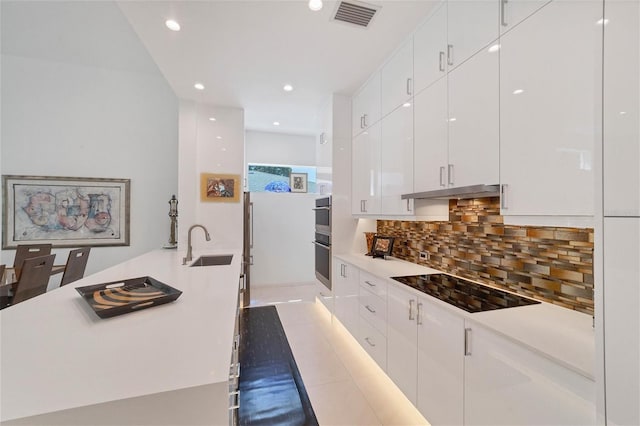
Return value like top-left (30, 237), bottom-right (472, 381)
top-left (190, 254), bottom-right (233, 267)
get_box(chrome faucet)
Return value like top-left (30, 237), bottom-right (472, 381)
top-left (184, 224), bottom-right (211, 264)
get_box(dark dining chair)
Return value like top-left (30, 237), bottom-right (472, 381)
top-left (13, 244), bottom-right (52, 280)
top-left (2, 254), bottom-right (56, 308)
top-left (60, 247), bottom-right (91, 286)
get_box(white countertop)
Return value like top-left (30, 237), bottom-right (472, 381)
top-left (334, 253), bottom-right (595, 380)
top-left (0, 248), bottom-right (242, 422)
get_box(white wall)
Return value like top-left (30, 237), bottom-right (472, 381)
top-left (0, 1), bottom-right (178, 278)
top-left (178, 102), bottom-right (244, 251)
top-left (245, 130), bottom-right (315, 166)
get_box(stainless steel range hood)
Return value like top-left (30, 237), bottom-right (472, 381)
top-left (401, 184), bottom-right (500, 200)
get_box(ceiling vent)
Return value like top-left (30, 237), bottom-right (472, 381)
top-left (332, 1), bottom-right (380, 28)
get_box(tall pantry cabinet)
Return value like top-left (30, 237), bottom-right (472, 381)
top-left (602, 1), bottom-right (640, 424)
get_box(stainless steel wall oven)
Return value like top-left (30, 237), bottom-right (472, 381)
top-left (313, 196), bottom-right (331, 290)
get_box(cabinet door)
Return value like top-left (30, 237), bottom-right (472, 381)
top-left (447, 46), bottom-right (499, 188)
top-left (447, 0), bottom-right (499, 69)
top-left (499, 0), bottom-right (601, 216)
top-left (414, 77), bottom-right (448, 193)
top-left (333, 260), bottom-right (359, 336)
top-left (386, 284), bottom-right (418, 404)
top-left (352, 122), bottom-right (381, 215)
top-left (352, 72), bottom-right (381, 137)
top-left (499, 0), bottom-right (551, 35)
top-left (413, 2), bottom-right (448, 94)
top-left (604, 218), bottom-right (640, 426)
top-left (381, 103), bottom-right (414, 215)
top-left (381, 38), bottom-right (414, 117)
top-left (464, 323), bottom-right (596, 425)
top-left (603, 0), bottom-right (640, 217)
top-left (416, 298), bottom-right (464, 426)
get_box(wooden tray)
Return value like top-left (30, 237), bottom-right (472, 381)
top-left (76, 276), bottom-right (182, 319)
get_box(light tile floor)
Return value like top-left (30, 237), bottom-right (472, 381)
top-left (249, 283), bottom-right (430, 426)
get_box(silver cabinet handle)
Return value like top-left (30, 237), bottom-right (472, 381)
top-left (439, 51), bottom-right (445, 72)
top-left (448, 164), bottom-right (455, 186)
top-left (440, 166), bottom-right (446, 187)
top-left (464, 328), bottom-right (472, 356)
top-left (340, 264), bottom-right (345, 277)
top-left (406, 78), bottom-right (413, 95)
top-left (361, 199), bottom-right (367, 213)
top-left (313, 241), bottom-right (330, 250)
top-left (249, 202), bottom-right (254, 248)
top-left (363, 114), bottom-right (368, 128)
top-left (365, 305), bottom-right (376, 314)
top-left (365, 337), bottom-right (376, 347)
top-left (447, 44), bottom-right (454, 66)
top-left (360, 115), bottom-right (364, 129)
top-left (501, 184), bottom-right (508, 209)
top-left (409, 299), bottom-right (415, 320)
top-left (365, 280), bottom-right (376, 287)
top-left (417, 302), bottom-right (423, 325)
top-left (501, 0), bottom-right (508, 27)
top-left (406, 199), bottom-right (412, 212)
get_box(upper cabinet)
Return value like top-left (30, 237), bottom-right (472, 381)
top-left (352, 72), bottom-right (381, 137)
top-left (499, 0), bottom-right (601, 218)
top-left (381, 39), bottom-right (414, 117)
top-left (499, 0), bottom-right (551, 34)
top-left (381, 103), bottom-right (414, 215)
top-left (413, 3), bottom-right (448, 94)
top-left (446, 0), bottom-right (499, 69)
top-left (603, 0), bottom-right (640, 217)
top-left (352, 121), bottom-right (381, 215)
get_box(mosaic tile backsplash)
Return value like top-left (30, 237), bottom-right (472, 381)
top-left (377, 198), bottom-right (594, 314)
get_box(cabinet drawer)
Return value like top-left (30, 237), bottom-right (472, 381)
top-left (358, 316), bottom-right (387, 371)
top-left (359, 286), bottom-right (387, 336)
top-left (359, 271), bottom-right (387, 299)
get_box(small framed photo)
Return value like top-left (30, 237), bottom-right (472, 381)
top-left (371, 235), bottom-right (395, 259)
top-left (200, 173), bottom-right (240, 203)
top-left (290, 172), bottom-right (308, 193)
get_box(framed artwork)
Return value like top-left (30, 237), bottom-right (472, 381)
top-left (290, 172), bottom-right (308, 193)
top-left (371, 235), bottom-right (395, 259)
top-left (2, 175), bottom-right (130, 248)
top-left (200, 173), bottom-right (240, 202)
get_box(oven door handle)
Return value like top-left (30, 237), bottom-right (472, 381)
top-left (312, 241), bottom-right (331, 250)
top-left (312, 207), bottom-right (331, 211)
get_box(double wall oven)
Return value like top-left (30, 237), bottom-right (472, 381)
top-left (313, 196), bottom-right (331, 290)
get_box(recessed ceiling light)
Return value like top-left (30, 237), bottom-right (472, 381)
top-left (620, 111), bottom-right (627, 115)
top-left (216, 136), bottom-right (222, 139)
top-left (194, 82), bottom-right (205, 90)
top-left (513, 89), bottom-right (524, 95)
top-left (273, 121), bottom-right (280, 126)
top-left (165, 19), bottom-right (181, 31)
top-left (283, 84), bottom-right (294, 92)
top-left (308, 0), bottom-right (323, 11)
top-left (448, 117), bottom-right (457, 122)
top-left (209, 117), bottom-right (216, 122)
top-left (488, 44), bottom-right (501, 53)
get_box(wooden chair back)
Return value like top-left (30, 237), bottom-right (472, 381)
top-left (13, 244), bottom-right (52, 279)
top-left (12, 254), bottom-right (56, 305)
top-left (60, 247), bottom-right (91, 286)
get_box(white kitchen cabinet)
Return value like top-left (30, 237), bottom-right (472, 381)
top-left (447, 46), bottom-right (499, 188)
top-left (603, 218), bottom-right (640, 426)
top-left (381, 102), bottom-right (414, 215)
top-left (315, 280), bottom-right (334, 314)
top-left (603, 0), bottom-right (640, 217)
top-left (357, 273), bottom-right (388, 371)
top-left (357, 315), bottom-right (387, 370)
top-left (499, 0), bottom-right (601, 218)
top-left (416, 297), bottom-right (464, 426)
top-left (386, 283), bottom-right (418, 404)
top-left (446, 0), bottom-right (499, 70)
top-left (499, 0), bottom-right (551, 35)
top-left (352, 121), bottom-right (381, 215)
top-left (332, 258), bottom-right (359, 336)
top-left (414, 78), bottom-right (448, 192)
top-left (381, 38), bottom-right (413, 117)
top-left (359, 285), bottom-right (387, 337)
top-left (413, 2), bottom-right (447, 94)
top-left (464, 321), bottom-right (596, 425)
top-left (352, 72), bottom-right (381, 137)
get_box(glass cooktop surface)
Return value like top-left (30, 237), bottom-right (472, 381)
top-left (391, 274), bottom-right (540, 313)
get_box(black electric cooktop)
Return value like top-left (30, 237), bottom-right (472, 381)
top-left (391, 274), bottom-right (540, 313)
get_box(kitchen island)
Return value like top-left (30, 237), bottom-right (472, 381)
top-left (0, 248), bottom-right (242, 425)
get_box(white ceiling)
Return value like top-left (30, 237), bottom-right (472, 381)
top-left (116, 0), bottom-right (438, 135)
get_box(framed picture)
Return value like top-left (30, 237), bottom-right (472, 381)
top-left (290, 172), bottom-right (308, 193)
top-left (2, 175), bottom-right (130, 249)
top-left (200, 173), bottom-right (240, 202)
top-left (371, 235), bottom-right (395, 258)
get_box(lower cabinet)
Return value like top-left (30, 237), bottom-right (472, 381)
top-left (332, 259), bottom-right (359, 336)
top-left (464, 322), bottom-right (596, 426)
top-left (315, 280), bottom-right (334, 314)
